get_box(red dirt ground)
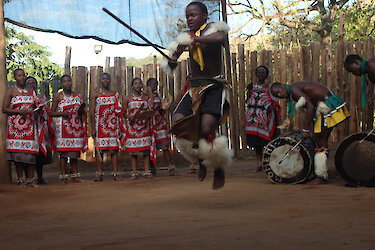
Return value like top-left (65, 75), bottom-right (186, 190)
top-left (1, 150), bottom-right (375, 250)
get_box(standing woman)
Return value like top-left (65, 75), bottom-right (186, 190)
top-left (123, 78), bottom-right (154, 179)
top-left (2, 69), bottom-right (39, 187)
top-left (51, 75), bottom-right (87, 184)
top-left (245, 66), bottom-right (281, 172)
top-left (26, 76), bottom-right (54, 184)
top-left (90, 73), bottom-right (124, 181)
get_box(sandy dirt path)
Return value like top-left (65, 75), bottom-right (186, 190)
top-left (1, 154), bottom-right (375, 250)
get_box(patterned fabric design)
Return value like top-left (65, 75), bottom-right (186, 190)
top-left (55, 93), bottom-right (88, 152)
top-left (125, 95), bottom-right (152, 152)
top-left (95, 92), bottom-right (123, 150)
top-left (35, 93), bottom-right (55, 155)
top-left (245, 83), bottom-right (281, 141)
top-left (7, 94), bottom-right (39, 154)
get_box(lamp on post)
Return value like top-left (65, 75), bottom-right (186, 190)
top-left (94, 45), bottom-right (103, 66)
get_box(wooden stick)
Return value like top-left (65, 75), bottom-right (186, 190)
top-left (102, 8), bottom-right (171, 61)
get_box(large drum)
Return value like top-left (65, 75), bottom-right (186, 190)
top-left (262, 131), bottom-right (316, 184)
top-left (335, 132), bottom-right (375, 186)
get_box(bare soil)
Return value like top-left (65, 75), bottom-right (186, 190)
top-left (1, 150), bottom-right (375, 250)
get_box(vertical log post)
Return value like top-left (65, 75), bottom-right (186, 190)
top-left (64, 46), bottom-right (72, 75)
top-left (231, 52), bottom-right (240, 152)
top-left (366, 39), bottom-right (374, 130)
top-left (105, 57), bottom-right (110, 73)
top-left (238, 44), bottom-right (246, 148)
top-left (0, 1), bottom-right (10, 182)
top-left (126, 66), bottom-right (134, 96)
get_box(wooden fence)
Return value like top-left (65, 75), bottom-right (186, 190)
top-left (43, 39), bottom-right (374, 157)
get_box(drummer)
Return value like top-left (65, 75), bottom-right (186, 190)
top-left (344, 54), bottom-right (375, 84)
top-left (270, 81), bottom-right (350, 184)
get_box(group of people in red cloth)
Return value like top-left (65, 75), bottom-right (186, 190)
top-left (4, 69), bottom-right (177, 186)
top-left (3, 1), bottom-right (375, 189)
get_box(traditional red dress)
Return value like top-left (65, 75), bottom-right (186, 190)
top-left (245, 83), bottom-right (281, 145)
top-left (152, 93), bottom-right (169, 144)
top-left (94, 91), bottom-right (124, 151)
top-left (6, 92), bottom-right (40, 154)
top-left (125, 94), bottom-right (152, 152)
top-left (55, 93), bottom-right (88, 152)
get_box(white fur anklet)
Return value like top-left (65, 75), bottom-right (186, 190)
top-left (198, 136), bottom-right (233, 169)
top-left (175, 138), bottom-right (199, 163)
top-left (314, 152), bottom-right (328, 179)
top-left (295, 96), bottom-right (306, 112)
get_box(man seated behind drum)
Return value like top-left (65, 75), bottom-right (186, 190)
top-left (344, 54), bottom-right (375, 84)
top-left (270, 81), bottom-right (350, 184)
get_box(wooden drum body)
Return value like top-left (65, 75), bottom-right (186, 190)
top-left (335, 132), bottom-right (375, 186)
top-left (262, 131), bottom-right (316, 184)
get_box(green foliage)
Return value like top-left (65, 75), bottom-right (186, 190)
top-left (5, 25), bottom-right (64, 83)
top-left (331, 1), bottom-right (375, 44)
top-left (266, 0), bottom-right (375, 50)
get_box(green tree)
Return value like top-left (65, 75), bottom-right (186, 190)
top-left (227, 0), bottom-right (351, 45)
top-left (5, 25), bottom-right (63, 83)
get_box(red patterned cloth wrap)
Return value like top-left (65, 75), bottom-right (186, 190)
top-left (245, 83), bottom-right (281, 141)
top-left (6, 92), bottom-right (39, 154)
top-left (153, 93), bottom-right (169, 144)
top-left (95, 92), bottom-right (124, 151)
top-left (55, 93), bottom-right (88, 152)
top-left (35, 93), bottom-right (55, 155)
top-left (125, 95), bottom-right (156, 163)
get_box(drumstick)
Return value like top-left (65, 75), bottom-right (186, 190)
top-left (33, 100), bottom-right (50, 112)
top-left (278, 140), bottom-right (302, 164)
top-left (357, 128), bottom-right (375, 145)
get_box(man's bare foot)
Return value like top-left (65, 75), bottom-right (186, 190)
top-left (307, 177), bottom-right (327, 185)
top-left (113, 175), bottom-right (121, 181)
top-left (61, 179), bottom-right (68, 185)
top-left (254, 166), bottom-right (263, 172)
top-left (198, 161), bottom-right (207, 181)
top-left (213, 167), bottom-right (225, 190)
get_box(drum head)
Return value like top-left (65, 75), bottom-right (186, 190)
top-left (263, 131), bottom-right (315, 184)
top-left (335, 132), bottom-right (375, 186)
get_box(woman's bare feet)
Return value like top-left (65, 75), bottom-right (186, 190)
top-left (94, 171), bottom-right (104, 182)
top-left (59, 174), bottom-right (69, 185)
top-left (71, 173), bottom-right (85, 183)
top-left (112, 172), bottom-right (121, 181)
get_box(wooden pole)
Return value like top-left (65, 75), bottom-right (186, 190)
top-left (231, 52), bottom-right (240, 152)
top-left (221, 0), bottom-right (238, 157)
top-left (366, 39), bottom-right (374, 131)
top-left (105, 57), bottom-right (110, 73)
top-left (238, 44), bottom-right (246, 148)
top-left (0, 1), bottom-right (11, 183)
top-left (311, 42), bottom-right (320, 83)
top-left (64, 46), bottom-right (72, 75)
